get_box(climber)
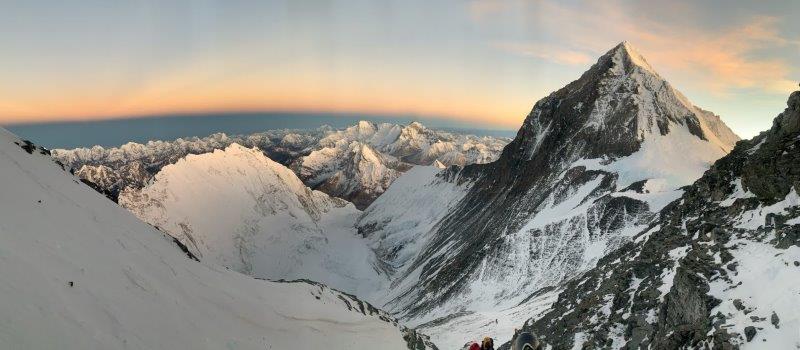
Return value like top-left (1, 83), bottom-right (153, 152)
top-left (511, 331), bottom-right (541, 350)
top-left (481, 336), bottom-right (494, 350)
top-left (468, 342), bottom-right (481, 350)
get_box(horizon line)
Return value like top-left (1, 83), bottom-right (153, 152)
top-left (1, 109), bottom-right (519, 131)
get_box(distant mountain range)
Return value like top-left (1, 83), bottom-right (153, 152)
top-left (53, 121), bottom-right (510, 209)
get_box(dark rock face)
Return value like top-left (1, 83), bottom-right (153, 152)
top-left (505, 90), bottom-right (800, 349)
top-left (384, 42), bottom-right (738, 321)
top-left (744, 326), bottom-right (757, 342)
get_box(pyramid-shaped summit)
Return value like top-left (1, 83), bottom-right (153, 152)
top-left (365, 42), bottom-right (743, 334)
top-left (509, 41), bottom-right (740, 164)
top-left (603, 40), bottom-right (659, 75)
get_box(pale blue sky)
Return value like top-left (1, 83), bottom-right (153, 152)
top-left (1, 0), bottom-right (798, 138)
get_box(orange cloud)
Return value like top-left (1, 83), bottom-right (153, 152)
top-left (480, 0), bottom-right (798, 95)
top-left (492, 42), bottom-right (593, 65)
top-left (467, 0), bottom-right (512, 22)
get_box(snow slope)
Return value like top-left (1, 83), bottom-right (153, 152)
top-left (0, 127), bottom-right (434, 350)
top-left (358, 165), bottom-right (472, 277)
top-left (118, 144), bottom-right (388, 298)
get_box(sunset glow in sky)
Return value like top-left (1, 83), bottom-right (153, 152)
top-left (1, 0), bottom-right (798, 137)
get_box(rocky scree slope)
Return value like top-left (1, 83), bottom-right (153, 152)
top-left (506, 89), bottom-right (800, 349)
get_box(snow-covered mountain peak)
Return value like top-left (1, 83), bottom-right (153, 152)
top-left (118, 142), bottom-right (391, 297)
top-left (121, 142), bottom-right (341, 240)
top-left (607, 40), bottom-right (657, 75)
top-left (596, 41), bottom-right (738, 150)
top-left (199, 143), bottom-right (313, 199)
top-left (513, 41), bottom-right (738, 166)
top-left (358, 43), bottom-right (741, 347)
top-left (357, 120), bottom-right (378, 132)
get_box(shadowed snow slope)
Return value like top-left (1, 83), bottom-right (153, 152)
top-left (359, 42), bottom-right (740, 349)
top-left (119, 143), bottom-right (388, 298)
top-left (0, 127), bottom-right (433, 350)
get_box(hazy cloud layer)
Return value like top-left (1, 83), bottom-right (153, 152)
top-left (477, 0), bottom-right (799, 95)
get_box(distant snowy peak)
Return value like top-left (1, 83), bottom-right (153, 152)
top-left (319, 120), bottom-right (508, 167)
top-left (292, 121), bottom-right (507, 209)
top-left (118, 143), bottom-right (390, 297)
top-left (319, 121), bottom-right (403, 149)
top-left (292, 140), bottom-right (409, 210)
top-left (76, 164), bottom-right (120, 189)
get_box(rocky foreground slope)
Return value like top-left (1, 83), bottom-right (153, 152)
top-left (0, 127), bottom-right (436, 350)
top-left (504, 89), bottom-right (800, 349)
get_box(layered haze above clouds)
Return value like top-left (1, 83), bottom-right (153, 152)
top-left (1, 0), bottom-right (797, 138)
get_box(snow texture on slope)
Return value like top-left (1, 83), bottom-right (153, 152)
top-left (118, 144), bottom-right (389, 298)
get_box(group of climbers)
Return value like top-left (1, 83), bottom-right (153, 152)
top-left (466, 337), bottom-right (494, 350)
top-left (463, 331), bottom-right (541, 350)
